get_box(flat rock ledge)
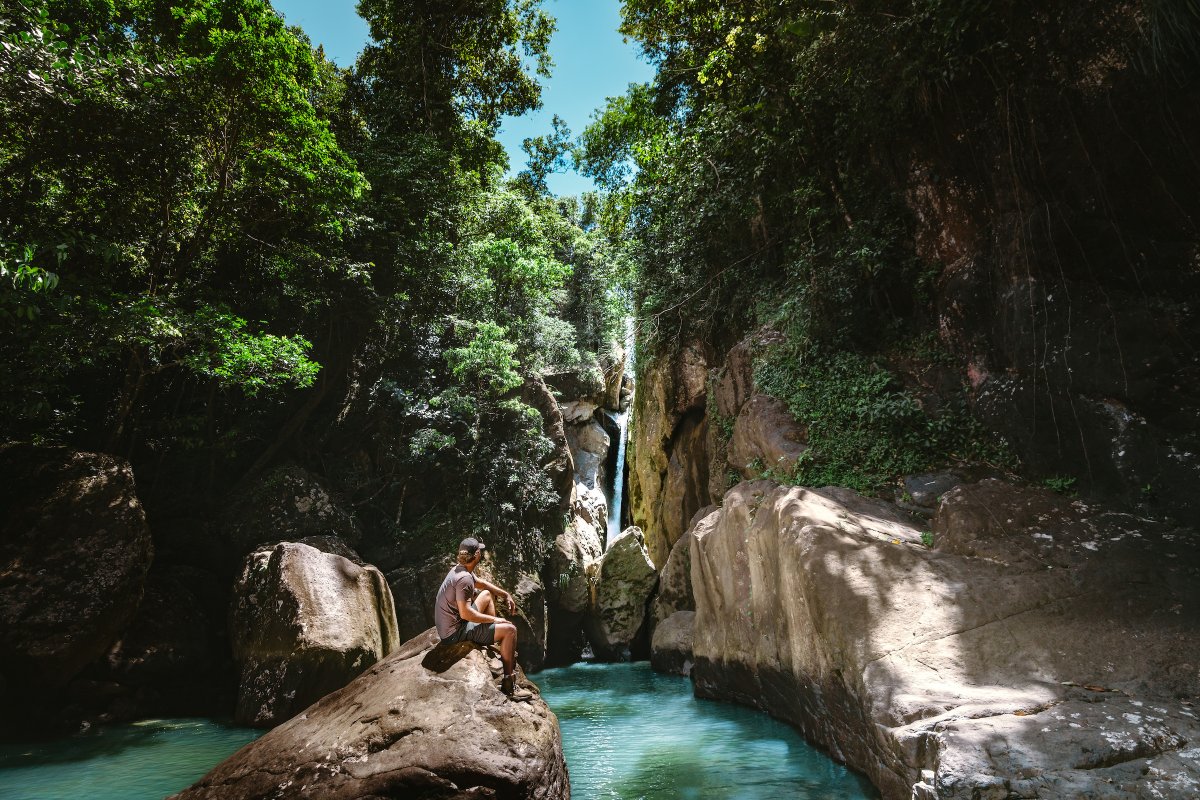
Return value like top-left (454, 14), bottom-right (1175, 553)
top-left (690, 480), bottom-right (1200, 800)
top-left (173, 628), bottom-right (569, 800)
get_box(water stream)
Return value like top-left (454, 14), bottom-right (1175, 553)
top-left (605, 407), bottom-right (629, 547)
top-left (0, 718), bottom-right (261, 800)
top-left (0, 665), bottom-right (878, 799)
top-left (537, 662), bottom-right (878, 799)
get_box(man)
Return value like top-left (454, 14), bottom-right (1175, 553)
top-left (433, 537), bottom-right (526, 698)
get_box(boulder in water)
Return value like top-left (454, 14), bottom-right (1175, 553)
top-left (172, 628), bottom-right (568, 800)
top-left (585, 526), bottom-right (657, 661)
top-left (230, 541), bottom-right (399, 727)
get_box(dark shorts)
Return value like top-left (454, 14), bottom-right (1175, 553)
top-left (441, 603), bottom-right (496, 646)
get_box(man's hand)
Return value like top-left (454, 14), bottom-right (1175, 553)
top-left (504, 593), bottom-right (516, 615)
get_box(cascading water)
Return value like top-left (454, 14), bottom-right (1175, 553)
top-left (605, 408), bottom-right (629, 548)
top-left (604, 317), bottom-right (634, 548)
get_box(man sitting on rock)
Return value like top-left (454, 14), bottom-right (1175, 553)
top-left (433, 537), bottom-right (529, 699)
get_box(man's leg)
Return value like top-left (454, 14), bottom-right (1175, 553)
top-left (494, 620), bottom-right (518, 679)
top-left (475, 590), bottom-right (496, 616)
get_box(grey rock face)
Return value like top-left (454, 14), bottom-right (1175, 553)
top-left (230, 542), bottom-right (400, 727)
top-left (690, 479), bottom-right (1200, 799)
top-left (0, 445), bottom-right (153, 694)
top-left (173, 628), bottom-right (569, 800)
top-left (586, 527), bottom-right (658, 661)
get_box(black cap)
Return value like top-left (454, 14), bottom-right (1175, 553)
top-left (458, 537), bottom-right (487, 557)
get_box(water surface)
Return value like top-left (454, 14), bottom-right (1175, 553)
top-left (0, 718), bottom-right (260, 800)
top-left (537, 662), bottom-right (878, 799)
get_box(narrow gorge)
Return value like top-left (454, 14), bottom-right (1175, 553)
top-left (3, 1), bottom-right (1200, 798)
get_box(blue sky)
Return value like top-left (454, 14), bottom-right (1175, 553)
top-left (272, 0), bottom-right (653, 196)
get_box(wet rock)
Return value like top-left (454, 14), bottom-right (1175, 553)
top-left (691, 479), bottom-right (1200, 799)
top-left (172, 628), bottom-right (568, 800)
top-left (0, 445), bottom-right (153, 696)
top-left (586, 527), bottom-right (658, 661)
top-left (230, 542), bottom-right (400, 727)
top-left (650, 610), bottom-right (695, 676)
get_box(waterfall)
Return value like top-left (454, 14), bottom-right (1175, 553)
top-left (605, 408), bottom-right (629, 548)
top-left (604, 317), bottom-right (635, 548)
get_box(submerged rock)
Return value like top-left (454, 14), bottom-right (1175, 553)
top-left (172, 628), bottom-right (568, 800)
top-left (230, 542), bottom-right (399, 727)
top-left (0, 445), bottom-right (153, 699)
top-left (690, 479), bottom-right (1200, 799)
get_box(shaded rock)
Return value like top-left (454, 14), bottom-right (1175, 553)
top-left (172, 628), bottom-right (568, 800)
top-left (602, 344), bottom-right (627, 411)
top-left (649, 505), bottom-right (715, 630)
top-left (385, 555), bottom-right (458, 644)
top-left (691, 479), bottom-right (1200, 799)
top-left (585, 527), bottom-right (657, 661)
top-left (223, 465), bottom-right (361, 557)
top-left (628, 341), bottom-right (711, 568)
top-left (566, 417), bottom-right (610, 492)
top-left (901, 472), bottom-right (965, 509)
top-left (510, 572), bottom-right (548, 674)
top-left (650, 610), bottom-right (694, 676)
top-left (544, 517), bottom-right (603, 666)
top-left (231, 542), bottom-right (400, 727)
top-left (711, 327), bottom-right (783, 421)
top-left (544, 364), bottom-right (607, 406)
top-left (726, 394), bottom-right (808, 479)
top-left (0, 445), bottom-right (153, 695)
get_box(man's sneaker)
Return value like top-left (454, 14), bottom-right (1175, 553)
top-left (500, 674), bottom-right (534, 702)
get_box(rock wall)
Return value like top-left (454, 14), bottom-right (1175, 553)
top-left (688, 479), bottom-right (1200, 799)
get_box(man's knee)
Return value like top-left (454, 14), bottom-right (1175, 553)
top-left (496, 620), bottom-right (517, 639)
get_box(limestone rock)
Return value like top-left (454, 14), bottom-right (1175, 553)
top-left (586, 527), bottom-right (658, 661)
top-left (172, 628), bottom-right (568, 800)
top-left (548, 519), bottom-right (604, 615)
top-left (566, 417), bottom-right (610, 491)
top-left (691, 479), bottom-right (1200, 799)
top-left (726, 394), bottom-right (808, 479)
top-left (650, 610), bottom-right (694, 676)
top-left (602, 344), bottom-right (627, 411)
top-left (0, 445), bottom-right (153, 694)
top-left (230, 542), bottom-right (400, 727)
top-left (223, 465), bottom-right (361, 557)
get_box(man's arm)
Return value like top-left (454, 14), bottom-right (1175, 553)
top-left (458, 598), bottom-right (500, 624)
top-left (473, 575), bottom-right (517, 615)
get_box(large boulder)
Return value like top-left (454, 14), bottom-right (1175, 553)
top-left (173, 628), bottom-right (568, 800)
top-left (230, 542), bottom-right (400, 727)
top-left (691, 479), bottom-right (1200, 799)
top-left (0, 445), bottom-right (153, 701)
top-left (585, 527), bottom-right (658, 661)
top-left (650, 610), bottom-right (695, 676)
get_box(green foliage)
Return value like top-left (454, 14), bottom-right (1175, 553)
top-left (755, 345), bottom-right (1010, 492)
top-left (1041, 476), bottom-right (1079, 496)
top-left (445, 321), bottom-right (522, 397)
top-left (921, 530), bottom-right (934, 548)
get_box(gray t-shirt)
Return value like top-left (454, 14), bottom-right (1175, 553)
top-left (434, 565), bottom-right (475, 639)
